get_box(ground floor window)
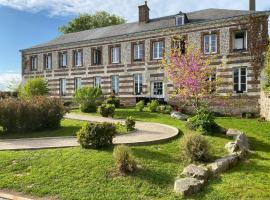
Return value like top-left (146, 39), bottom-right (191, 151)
top-left (74, 77), bottom-right (81, 91)
top-left (134, 74), bottom-right (143, 95)
top-left (111, 75), bottom-right (119, 94)
top-left (60, 79), bottom-right (67, 96)
top-left (152, 81), bottom-right (163, 97)
top-left (94, 76), bottom-right (101, 88)
top-left (233, 67), bottom-right (247, 93)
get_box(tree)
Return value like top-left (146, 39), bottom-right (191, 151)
top-left (19, 78), bottom-right (49, 98)
top-left (59, 11), bottom-right (126, 34)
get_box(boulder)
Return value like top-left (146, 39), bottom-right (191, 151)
top-left (182, 164), bottom-right (209, 180)
top-left (174, 177), bottom-right (204, 196)
top-left (226, 129), bottom-right (243, 138)
top-left (170, 111), bottom-right (188, 121)
top-left (208, 154), bottom-right (239, 174)
top-left (236, 133), bottom-right (250, 151)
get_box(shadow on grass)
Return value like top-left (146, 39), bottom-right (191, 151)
top-left (248, 136), bottom-right (270, 153)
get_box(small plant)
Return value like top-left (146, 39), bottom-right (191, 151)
top-left (136, 100), bottom-right (145, 112)
top-left (77, 122), bottom-right (117, 149)
top-left (98, 103), bottom-right (115, 117)
top-left (157, 105), bottom-right (173, 114)
top-left (125, 116), bottom-right (136, 131)
top-left (19, 78), bottom-right (49, 98)
top-left (181, 134), bottom-right (211, 162)
top-left (147, 100), bottom-right (159, 112)
top-left (113, 145), bottom-right (137, 174)
top-left (105, 95), bottom-right (120, 108)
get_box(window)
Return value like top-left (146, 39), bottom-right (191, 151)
top-left (94, 76), bottom-right (102, 88)
top-left (153, 40), bottom-right (164, 59)
top-left (74, 50), bottom-right (83, 67)
top-left (206, 74), bottom-right (216, 93)
top-left (152, 82), bottom-right (163, 96)
top-left (111, 47), bottom-right (120, 64)
top-left (134, 74), bottom-right (143, 95)
top-left (133, 43), bottom-right (144, 61)
top-left (44, 54), bottom-right (52, 70)
top-left (204, 34), bottom-right (217, 54)
top-left (233, 67), bottom-right (247, 93)
top-left (30, 56), bottom-right (37, 71)
top-left (111, 75), bottom-right (119, 94)
top-left (92, 48), bottom-right (102, 65)
top-left (172, 36), bottom-right (186, 54)
top-left (176, 16), bottom-right (184, 25)
top-left (233, 31), bottom-right (247, 50)
top-left (59, 52), bottom-right (67, 68)
top-left (60, 79), bottom-right (67, 96)
top-left (74, 78), bottom-right (81, 91)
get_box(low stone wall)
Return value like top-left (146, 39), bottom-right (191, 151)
top-left (259, 91), bottom-right (270, 121)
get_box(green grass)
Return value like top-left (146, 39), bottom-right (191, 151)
top-left (0, 109), bottom-right (269, 199)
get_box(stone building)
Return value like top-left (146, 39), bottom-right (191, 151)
top-left (21, 0), bottom-right (269, 115)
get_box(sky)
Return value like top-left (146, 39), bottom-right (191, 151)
top-left (0, 0), bottom-right (270, 91)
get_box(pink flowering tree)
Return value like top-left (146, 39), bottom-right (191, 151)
top-left (162, 41), bottom-right (217, 110)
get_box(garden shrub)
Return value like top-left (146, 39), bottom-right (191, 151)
top-left (147, 100), bottom-right (159, 112)
top-left (0, 96), bottom-right (65, 133)
top-left (73, 87), bottom-right (103, 113)
top-left (181, 134), bottom-right (211, 162)
top-left (113, 145), bottom-right (137, 174)
top-left (186, 106), bottom-right (219, 134)
top-left (136, 100), bottom-right (145, 112)
top-left (77, 122), bottom-right (117, 149)
top-left (19, 78), bottom-right (49, 98)
top-left (157, 105), bottom-right (173, 114)
top-left (105, 95), bottom-right (120, 108)
top-left (125, 116), bottom-right (136, 131)
top-left (98, 103), bottom-right (115, 117)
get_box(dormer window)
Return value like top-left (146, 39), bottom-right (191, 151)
top-left (176, 16), bottom-right (184, 25)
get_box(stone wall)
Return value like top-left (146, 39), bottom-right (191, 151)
top-left (259, 91), bottom-right (270, 120)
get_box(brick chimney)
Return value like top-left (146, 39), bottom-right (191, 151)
top-left (139, 1), bottom-right (150, 23)
top-left (249, 0), bottom-right (256, 11)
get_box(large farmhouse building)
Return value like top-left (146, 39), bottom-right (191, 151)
top-left (21, 0), bottom-right (269, 115)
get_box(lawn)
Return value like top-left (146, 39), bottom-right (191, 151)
top-left (0, 108), bottom-right (269, 199)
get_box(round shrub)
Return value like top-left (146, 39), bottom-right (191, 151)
top-left (181, 134), bottom-right (211, 162)
top-left (105, 95), bottom-right (120, 108)
top-left (125, 116), bottom-right (136, 131)
top-left (147, 100), bottom-right (159, 112)
top-left (77, 122), bottom-right (117, 149)
top-left (136, 100), bottom-right (145, 112)
top-left (73, 87), bottom-right (103, 113)
top-left (19, 78), bottom-right (49, 98)
top-left (157, 105), bottom-right (173, 114)
top-left (98, 103), bottom-right (115, 117)
top-left (113, 145), bottom-right (137, 174)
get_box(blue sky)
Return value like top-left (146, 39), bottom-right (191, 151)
top-left (0, 0), bottom-right (270, 90)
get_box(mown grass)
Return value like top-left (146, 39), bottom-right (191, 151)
top-left (0, 108), bottom-right (269, 199)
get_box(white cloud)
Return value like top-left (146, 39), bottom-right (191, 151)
top-left (0, 0), bottom-right (269, 21)
top-left (0, 73), bottom-right (21, 91)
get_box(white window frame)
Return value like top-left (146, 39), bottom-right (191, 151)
top-left (233, 67), bottom-right (247, 93)
top-left (133, 43), bottom-right (144, 61)
top-left (134, 74), bottom-right (143, 95)
top-left (152, 81), bottom-right (164, 98)
top-left (45, 54), bottom-right (52, 70)
top-left (111, 47), bottom-right (120, 64)
top-left (94, 76), bottom-right (102, 88)
top-left (153, 41), bottom-right (164, 60)
top-left (74, 50), bottom-right (83, 67)
top-left (60, 78), bottom-right (67, 96)
top-left (204, 34), bottom-right (217, 54)
top-left (233, 31), bottom-right (247, 51)
top-left (74, 77), bottom-right (81, 91)
top-left (30, 56), bottom-right (37, 71)
top-left (60, 52), bottom-right (67, 68)
top-left (176, 15), bottom-right (184, 25)
top-left (93, 49), bottom-right (102, 65)
top-left (111, 75), bottom-right (119, 94)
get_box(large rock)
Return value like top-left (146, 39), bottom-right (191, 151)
top-left (182, 164), bottom-right (209, 180)
top-left (174, 177), bottom-right (204, 196)
top-left (226, 129), bottom-right (243, 138)
top-left (170, 111), bottom-right (188, 121)
top-left (208, 154), bottom-right (239, 174)
top-left (225, 133), bottom-right (249, 154)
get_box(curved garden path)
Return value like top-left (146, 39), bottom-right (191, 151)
top-left (0, 113), bottom-right (179, 151)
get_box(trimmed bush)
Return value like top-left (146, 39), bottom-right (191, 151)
top-left (74, 87), bottom-right (103, 113)
top-left (157, 105), bottom-right (173, 114)
top-left (19, 78), bottom-right (49, 98)
top-left (136, 100), bottom-right (145, 111)
top-left (125, 116), bottom-right (136, 131)
top-left (0, 96), bottom-right (65, 133)
top-left (77, 122), bottom-right (117, 149)
top-left (98, 103), bottom-right (115, 117)
top-left (113, 145), bottom-right (137, 174)
top-left (181, 134), bottom-right (211, 162)
top-left (147, 100), bottom-right (159, 112)
top-left (105, 95), bottom-right (120, 108)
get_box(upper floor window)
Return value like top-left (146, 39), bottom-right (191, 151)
top-left (94, 76), bottom-right (102, 88)
top-left (59, 52), bottom-right (67, 68)
top-left (233, 31), bottom-right (247, 51)
top-left (30, 56), bottom-right (38, 71)
top-left (133, 43), bottom-right (144, 62)
top-left (233, 67), bottom-right (247, 93)
top-left (59, 78), bottom-right (67, 96)
top-left (110, 46), bottom-right (120, 64)
top-left (204, 34), bottom-right (217, 54)
top-left (74, 77), bottom-right (81, 91)
top-left (74, 50), bottom-right (83, 67)
top-left (152, 40), bottom-right (164, 60)
top-left (44, 53), bottom-right (52, 70)
top-left (176, 16), bottom-right (184, 25)
top-left (92, 48), bottom-right (102, 65)
top-left (134, 74), bottom-right (143, 95)
top-left (111, 75), bottom-right (119, 94)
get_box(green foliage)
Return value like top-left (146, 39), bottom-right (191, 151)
top-left (181, 134), bottom-right (211, 162)
top-left (59, 11), bottom-right (126, 34)
top-left (98, 104), bottom-right (115, 117)
top-left (147, 100), bottom-right (159, 112)
top-left (73, 87), bottom-right (103, 113)
top-left (0, 96), bottom-right (65, 133)
top-left (186, 106), bottom-right (219, 134)
top-left (77, 122), bottom-right (116, 149)
top-left (19, 78), bottom-right (49, 98)
top-left (105, 95), bottom-right (120, 108)
top-left (136, 100), bottom-right (145, 111)
top-left (125, 116), bottom-right (136, 131)
top-left (157, 105), bottom-right (173, 114)
top-left (113, 145), bottom-right (137, 174)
